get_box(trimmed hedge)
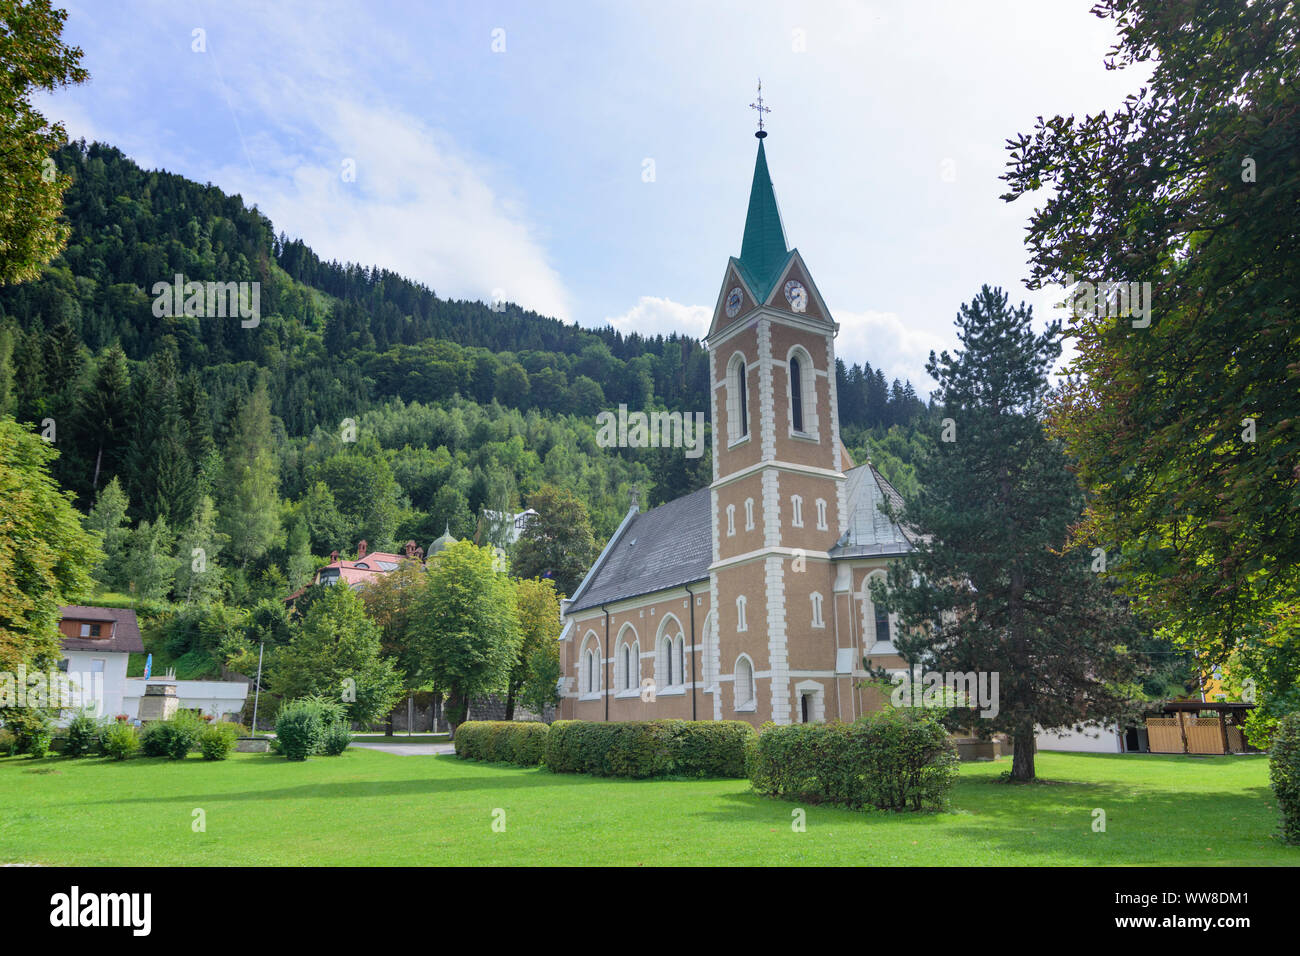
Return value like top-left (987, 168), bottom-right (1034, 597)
top-left (1269, 712), bottom-right (1300, 845)
top-left (748, 709), bottom-right (958, 811)
top-left (544, 720), bottom-right (756, 779)
top-left (454, 721), bottom-right (549, 766)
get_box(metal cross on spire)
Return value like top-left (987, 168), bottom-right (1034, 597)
top-left (749, 79), bottom-right (771, 139)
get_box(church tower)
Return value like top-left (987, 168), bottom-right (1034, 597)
top-left (706, 96), bottom-right (847, 725)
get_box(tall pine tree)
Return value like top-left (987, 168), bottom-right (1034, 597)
top-left (877, 286), bottom-right (1144, 782)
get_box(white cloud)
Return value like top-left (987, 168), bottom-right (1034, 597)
top-left (603, 296), bottom-right (711, 339)
top-left (834, 308), bottom-right (947, 395)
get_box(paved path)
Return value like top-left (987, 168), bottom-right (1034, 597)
top-left (350, 741), bottom-right (454, 756)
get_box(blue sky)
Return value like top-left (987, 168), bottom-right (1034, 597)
top-left (40, 0), bottom-right (1148, 393)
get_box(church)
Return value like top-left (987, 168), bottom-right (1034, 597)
top-left (557, 117), bottom-right (912, 727)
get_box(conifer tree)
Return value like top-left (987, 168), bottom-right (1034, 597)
top-left (217, 381), bottom-right (281, 565)
top-left (876, 286), bottom-right (1144, 782)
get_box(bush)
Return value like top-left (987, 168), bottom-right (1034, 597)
top-left (65, 713), bottom-right (104, 757)
top-left (321, 721), bottom-right (353, 756)
top-left (275, 697), bottom-right (333, 760)
top-left (140, 712), bottom-right (205, 759)
top-left (0, 728), bottom-right (16, 756)
top-left (100, 721), bottom-right (140, 760)
top-left (2, 708), bottom-right (53, 756)
top-left (542, 720), bottom-right (756, 778)
top-left (454, 721), bottom-right (550, 766)
top-left (748, 709), bottom-right (959, 811)
top-left (198, 722), bottom-right (239, 761)
top-left (1270, 712), bottom-right (1300, 845)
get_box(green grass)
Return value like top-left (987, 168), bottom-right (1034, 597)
top-left (1, 750), bottom-right (1294, 866)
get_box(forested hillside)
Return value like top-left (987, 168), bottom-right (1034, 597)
top-left (0, 139), bottom-right (933, 607)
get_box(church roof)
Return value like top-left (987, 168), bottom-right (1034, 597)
top-left (736, 139), bottom-right (790, 304)
top-left (829, 463), bottom-right (916, 558)
top-left (566, 486), bottom-right (712, 613)
top-left (428, 526), bottom-right (457, 556)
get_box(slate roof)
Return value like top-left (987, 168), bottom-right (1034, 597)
top-left (59, 606), bottom-right (145, 654)
top-left (567, 486), bottom-right (712, 613)
top-left (829, 463), bottom-right (915, 559)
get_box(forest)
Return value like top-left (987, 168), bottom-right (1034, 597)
top-left (0, 139), bottom-right (934, 683)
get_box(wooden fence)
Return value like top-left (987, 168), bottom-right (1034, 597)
top-left (1145, 715), bottom-right (1237, 754)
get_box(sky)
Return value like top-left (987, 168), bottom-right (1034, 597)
top-left (38, 0), bottom-right (1150, 395)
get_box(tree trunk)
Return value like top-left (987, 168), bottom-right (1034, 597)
top-left (445, 687), bottom-right (469, 738)
top-left (1011, 722), bottom-right (1036, 781)
top-left (504, 682), bottom-right (517, 721)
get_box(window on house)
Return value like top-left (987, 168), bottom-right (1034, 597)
top-left (663, 636), bottom-right (675, 686)
top-left (791, 356), bottom-right (804, 431)
top-left (675, 637), bottom-right (686, 687)
top-left (622, 643), bottom-right (633, 690)
top-left (90, 659), bottom-right (105, 673)
top-left (791, 495), bottom-right (803, 527)
top-left (811, 593), bottom-right (824, 628)
top-left (735, 657), bottom-right (755, 708)
top-left (726, 504), bottom-right (736, 536)
top-left (78, 623), bottom-right (102, 638)
top-left (584, 648), bottom-right (596, 694)
top-left (744, 498), bottom-right (755, 531)
top-left (736, 595), bottom-right (748, 632)
top-left (816, 498), bottom-right (828, 530)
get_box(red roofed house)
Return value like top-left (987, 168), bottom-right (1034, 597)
top-left (285, 539), bottom-right (427, 604)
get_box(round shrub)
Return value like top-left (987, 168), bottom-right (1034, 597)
top-left (25, 726), bottom-right (52, 759)
top-left (0, 728), bottom-right (16, 756)
top-left (198, 722), bottom-right (239, 761)
top-left (140, 712), bottom-right (204, 759)
top-left (748, 710), bottom-right (958, 811)
top-left (321, 721), bottom-right (353, 756)
top-left (100, 721), bottom-right (140, 760)
top-left (65, 713), bottom-right (103, 757)
top-left (275, 698), bottom-right (327, 760)
top-left (1269, 711), bottom-right (1300, 845)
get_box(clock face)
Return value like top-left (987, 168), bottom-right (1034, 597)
top-left (784, 280), bottom-right (808, 313)
top-left (725, 287), bottom-right (743, 318)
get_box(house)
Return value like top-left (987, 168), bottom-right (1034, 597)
top-left (55, 605), bottom-right (144, 722)
top-left (478, 508), bottom-right (538, 546)
top-left (285, 539), bottom-right (424, 604)
top-left (558, 128), bottom-right (915, 727)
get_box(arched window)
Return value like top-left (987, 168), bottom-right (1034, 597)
top-left (791, 495), bottom-right (804, 528)
top-left (790, 356), bottom-right (804, 431)
top-left (663, 636), bottom-right (675, 686)
top-left (726, 504), bottom-right (736, 536)
top-left (864, 572), bottom-right (894, 648)
top-left (744, 497), bottom-right (755, 530)
top-left (727, 353), bottom-right (749, 442)
top-left (811, 592), bottom-right (825, 628)
top-left (816, 498), bottom-right (828, 531)
top-left (622, 643), bottom-right (633, 690)
top-left (701, 612), bottom-right (718, 688)
top-left (735, 656), bottom-right (755, 709)
top-left (675, 636), bottom-right (686, 687)
top-left (736, 595), bottom-right (748, 632)
top-left (579, 633), bottom-right (601, 695)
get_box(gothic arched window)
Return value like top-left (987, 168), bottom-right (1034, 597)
top-left (790, 356), bottom-right (804, 431)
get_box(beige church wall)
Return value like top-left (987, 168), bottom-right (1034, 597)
top-left (781, 558), bottom-right (840, 674)
top-left (559, 588), bottom-right (713, 722)
top-left (712, 559), bottom-right (771, 725)
top-left (711, 324), bottom-right (763, 475)
top-left (767, 324), bottom-right (838, 472)
top-left (714, 471), bottom-right (767, 561)
top-left (771, 470), bottom-right (843, 554)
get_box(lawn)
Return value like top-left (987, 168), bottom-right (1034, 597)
top-left (1, 749), bottom-right (1295, 866)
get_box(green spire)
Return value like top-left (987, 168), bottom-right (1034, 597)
top-left (737, 138), bottom-right (789, 304)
